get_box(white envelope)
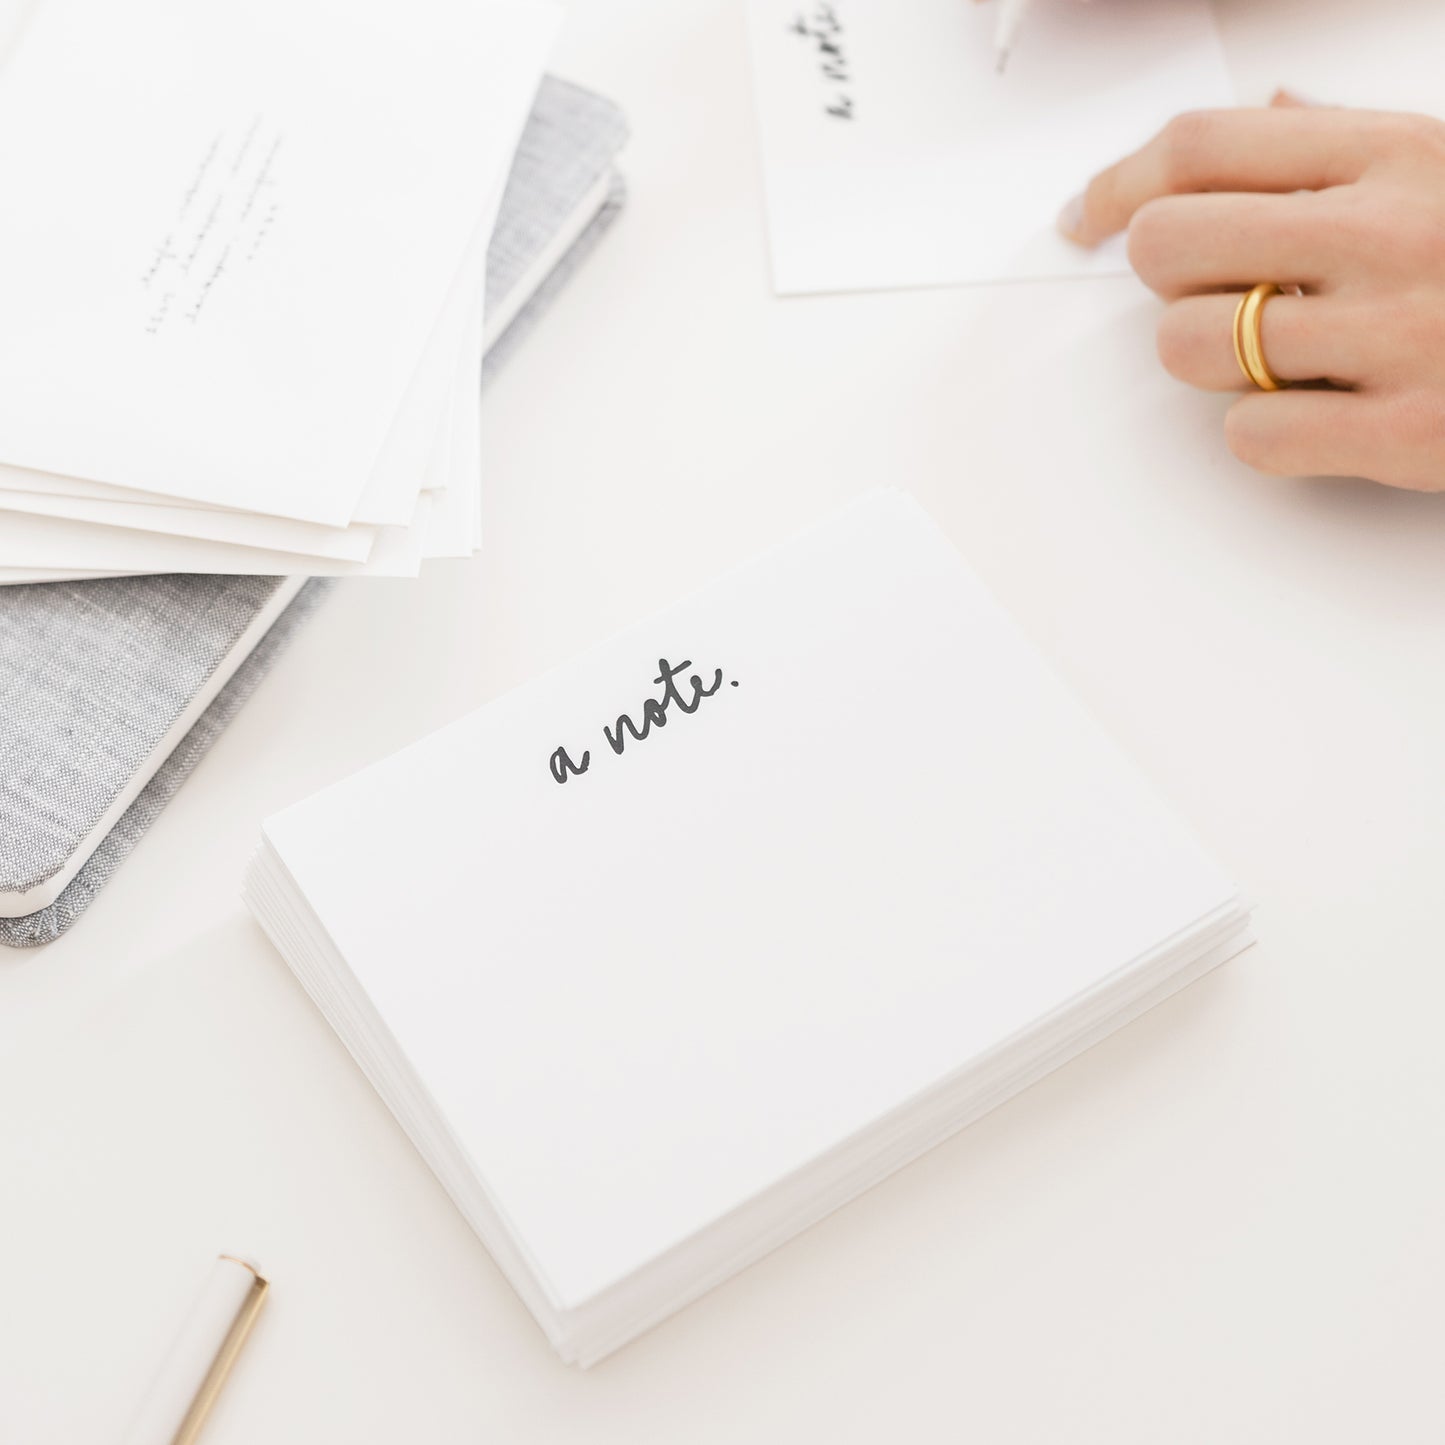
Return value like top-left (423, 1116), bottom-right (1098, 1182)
top-left (0, 497), bottom-right (432, 577)
top-left (0, 488), bottom-right (379, 561)
top-left (0, 0), bottom-right (557, 523)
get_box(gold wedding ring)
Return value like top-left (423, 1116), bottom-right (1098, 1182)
top-left (1232, 283), bottom-right (1288, 392)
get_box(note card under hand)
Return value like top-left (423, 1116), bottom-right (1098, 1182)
top-left (745, 0), bottom-right (1235, 294)
top-left (246, 490), bottom-right (1253, 1366)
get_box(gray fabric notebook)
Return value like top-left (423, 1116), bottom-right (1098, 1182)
top-left (0, 76), bottom-right (627, 947)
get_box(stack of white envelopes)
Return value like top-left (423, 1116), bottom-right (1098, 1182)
top-left (0, 0), bottom-right (562, 584)
top-left (247, 491), bottom-right (1254, 1365)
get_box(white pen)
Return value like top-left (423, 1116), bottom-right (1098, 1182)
top-left (993, 0), bottom-right (1034, 73)
top-left (122, 1256), bottom-right (270, 1445)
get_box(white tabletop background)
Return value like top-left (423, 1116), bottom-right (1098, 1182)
top-left (3, 1), bottom-right (1443, 1439)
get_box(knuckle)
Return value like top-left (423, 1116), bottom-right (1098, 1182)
top-left (1385, 296), bottom-right (1445, 376)
top-left (1157, 110), bottom-right (1218, 189)
top-left (1154, 306), bottom-right (1196, 381)
top-left (1407, 216), bottom-right (1445, 272)
top-left (1326, 174), bottom-right (1445, 275)
top-left (1383, 389), bottom-right (1445, 454)
top-left (1322, 190), bottom-right (1391, 258)
top-left (1366, 390), bottom-right (1445, 490)
top-left (1389, 209), bottom-right (1445, 278)
top-left (1125, 198), bottom-right (1173, 282)
top-left (1376, 111), bottom-right (1445, 160)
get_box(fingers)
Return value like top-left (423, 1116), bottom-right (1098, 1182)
top-left (1157, 293), bottom-right (1366, 391)
top-left (1060, 108), bottom-right (1375, 247)
top-left (1126, 192), bottom-right (1337, 298)
top-left (1225, 390), bottom-right (1444, 489)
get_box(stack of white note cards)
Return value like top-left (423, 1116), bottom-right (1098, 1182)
top-left (0, 0), bottom-right (559, 583)
top-left (246, 491), bottom-right (1254, 1365)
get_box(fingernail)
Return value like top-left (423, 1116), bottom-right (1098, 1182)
top-left (1056, 193), bottom-right (1086, 241)
top-left (1271, 86), bottom-right (1324, 107)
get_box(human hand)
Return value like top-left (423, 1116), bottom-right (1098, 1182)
top-left (1059, 94), bottom-right (1445, 491)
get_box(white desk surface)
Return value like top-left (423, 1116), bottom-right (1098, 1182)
top-left (3, 2), bottom-right (1443, 1439)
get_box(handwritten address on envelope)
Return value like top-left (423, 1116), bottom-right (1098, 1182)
top-left (141, 114), bottom-right (284, 335)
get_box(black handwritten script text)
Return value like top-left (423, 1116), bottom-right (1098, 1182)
top-left (548, 657), bottom-right (740, 785)
top-left (789, 3), bottom-right (853, 120)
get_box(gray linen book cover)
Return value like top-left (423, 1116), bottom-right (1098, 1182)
top-left (0, 76), bottom-right (627, 947)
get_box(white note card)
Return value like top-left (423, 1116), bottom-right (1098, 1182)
top-left (262, 490), bottom-right (1245, 1321)
top-left (745, 0), bottom-right (1235, 294)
